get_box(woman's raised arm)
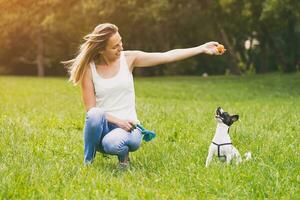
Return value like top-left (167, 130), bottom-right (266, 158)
top-left (126, 41), bottom-right (224, 70)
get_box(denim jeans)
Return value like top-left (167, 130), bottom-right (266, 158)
top-left (83, 107), bottom-right (143, 164)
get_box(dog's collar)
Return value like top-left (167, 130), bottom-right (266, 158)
top-left (212, 141), bottom-right (232, 159)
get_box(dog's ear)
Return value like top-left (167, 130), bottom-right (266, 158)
top-left (231, 115), bottom-right (239, 122)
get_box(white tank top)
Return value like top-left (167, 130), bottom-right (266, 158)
top-left (90, 51), bottom-right (139, 123)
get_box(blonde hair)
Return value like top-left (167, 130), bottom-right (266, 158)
top-left (63, 23), bottom-right (118, 85)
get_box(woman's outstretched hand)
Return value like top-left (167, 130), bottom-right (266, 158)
top-left (200, 42), bottom-right (226, 55)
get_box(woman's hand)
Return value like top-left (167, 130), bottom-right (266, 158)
top-left (116, 119), bottom-right (136, 132)
top-left (200, 42), bottom-right (226, 55)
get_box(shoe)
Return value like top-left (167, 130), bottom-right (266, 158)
top-left (118, 162), bottom-right (129, 171)
top-left (102, 153), bottom-right (110, 159)
top-left (84, 160), bottom-right (92, 166)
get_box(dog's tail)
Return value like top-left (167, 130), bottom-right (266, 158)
top-left (243, 151), bottom-right (252, 161)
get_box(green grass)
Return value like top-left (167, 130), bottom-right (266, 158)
top-left (0, 73), bottom-right (299, 199)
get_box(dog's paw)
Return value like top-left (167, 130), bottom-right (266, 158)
top-left (244, 151), bottom-right (252, 160)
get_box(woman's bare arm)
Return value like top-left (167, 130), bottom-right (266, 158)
top-left (125, 42), bottom-right (223, 70)
top-left (81, 67), bottom-right (96, 112)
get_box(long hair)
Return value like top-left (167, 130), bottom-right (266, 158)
top-left (63, 23), bottom-right (118, 85)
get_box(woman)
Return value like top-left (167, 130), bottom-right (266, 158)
top-left (65, 23), bottom-right (224, 167)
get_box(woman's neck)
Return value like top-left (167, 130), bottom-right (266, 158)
top-left (98, 55), bottom-right (118, 66)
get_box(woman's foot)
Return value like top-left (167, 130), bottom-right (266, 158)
top-left (118, 162), bottom-right (129, 171)
top-left (118, 154), bottom-right (130, 170)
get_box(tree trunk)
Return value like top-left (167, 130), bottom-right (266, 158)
top-left (259, 44), bottom-right (268, 73)
top-left (285, 17), bottom-right (297, 73)
top-left (217, 24), bottom-right (242, 75)
top-left (36, 31), bottom-right (45, 77)
top-left (264, 29), bottom-right (287, 72)
top-left (246, 37), bottom-right (253, 71)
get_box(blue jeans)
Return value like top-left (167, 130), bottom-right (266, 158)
top-left (83, 107), bottom-right (143, 164)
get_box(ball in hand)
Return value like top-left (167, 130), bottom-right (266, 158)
top-left (216, 44), bottom-right (225, 53)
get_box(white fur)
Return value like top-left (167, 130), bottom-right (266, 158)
top-left (244, 151), bottom-right (252, 160)
top-left (205, 122), bottom-right (242, 167)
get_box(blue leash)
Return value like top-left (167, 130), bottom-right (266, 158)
top-left (134, 124), bottom-right (156, 142)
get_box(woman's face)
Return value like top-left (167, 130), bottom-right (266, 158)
top-left (101, 32), bottom-right (123, 61)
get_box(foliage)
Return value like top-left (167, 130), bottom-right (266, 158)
top-left (0, 0), bottom-right (299, 76)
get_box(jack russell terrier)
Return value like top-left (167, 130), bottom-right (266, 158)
top-left (205, 107), bottom-right (251, 167)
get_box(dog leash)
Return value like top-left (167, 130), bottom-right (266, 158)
top-left (212, 141), bottom-right (232, 159)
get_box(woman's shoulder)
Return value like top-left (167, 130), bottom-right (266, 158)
top-left (82, 64), bottom-right (93, 81)
top-left (123, 50), bottom-right (140, 70)
top-left (123, 50), bottom-right (140, 58)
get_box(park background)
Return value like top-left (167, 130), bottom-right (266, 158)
top-left (0, 0), bottom-right (299, 199)
top-left (0, 0), bottom-right (299, 77)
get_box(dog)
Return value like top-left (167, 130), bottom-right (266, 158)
top-left (205, 107), bottom-right (250, 167)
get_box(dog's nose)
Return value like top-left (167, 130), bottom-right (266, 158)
top-left (216, 107), bottom-right (222, 115)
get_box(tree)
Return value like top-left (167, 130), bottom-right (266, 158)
top-left (0, 0), bottom-right (299, 76)
top-left (0, 0), bottom-right (80, 76)
top-left (259, 0), bottom-right (300, 72)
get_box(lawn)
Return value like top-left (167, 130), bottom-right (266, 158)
top-left (0, 73), bottom-right (299, 199)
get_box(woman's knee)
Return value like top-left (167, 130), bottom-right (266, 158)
top-left (128, 130), bottom-right (142, 152)
top-left (102, 128), bottom-right (142, 154)
top-left (85, 107), bottom-right (105, 127)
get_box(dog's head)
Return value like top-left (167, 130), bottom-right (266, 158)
top-left (215, 107), bottom-right (239, 126)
